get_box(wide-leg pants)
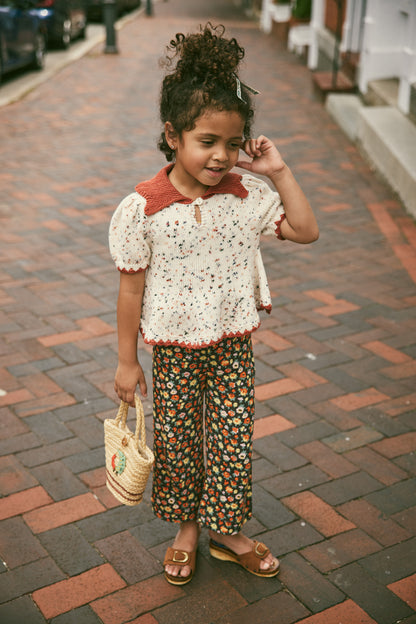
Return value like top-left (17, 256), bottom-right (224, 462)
top-left (151, 334), bottom-right (255, 535)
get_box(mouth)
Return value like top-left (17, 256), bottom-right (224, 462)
top-left (205, 166), bottom-right (226, 178)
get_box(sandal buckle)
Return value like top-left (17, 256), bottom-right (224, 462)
top-left (255, 542), bottom-right (267, 557)
top-left (172, 550), bottom-right (189, 563)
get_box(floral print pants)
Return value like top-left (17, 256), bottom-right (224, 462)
top-left (151, 334), bottom-right (255, 535)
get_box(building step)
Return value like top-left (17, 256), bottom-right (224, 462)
top-left (312, 71), bottom-right (355, 101)
top-left (365, 79), bottom-right (399, 108)
top-left (326, 93), bottom-right (362, 141)
top-left (326, 96), bottom-right (416, 219)
top-left (359, 106), bottom-right (416, 218)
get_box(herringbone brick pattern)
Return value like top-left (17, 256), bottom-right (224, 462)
top-left (0, 0), bottom-right (415, 622)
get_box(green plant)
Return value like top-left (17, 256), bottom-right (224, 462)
top-left (291, 0), bottom-right (311, 19)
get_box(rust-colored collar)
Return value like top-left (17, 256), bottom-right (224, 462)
top-left (135, 164), bottom-right (248, 216)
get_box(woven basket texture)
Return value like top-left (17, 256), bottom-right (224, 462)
top-left (104, 396), bottom-right (154, 506)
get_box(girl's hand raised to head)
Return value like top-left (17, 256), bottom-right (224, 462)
top-left (238, 134), bottom-right (319, 244)
top-left (237, 136), bottom-right (286, 179)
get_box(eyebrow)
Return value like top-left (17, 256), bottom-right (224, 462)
top-left (196, 133), bottom-right (243, 140)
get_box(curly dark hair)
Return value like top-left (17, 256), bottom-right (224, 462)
top-left (158, 23), bottom-right (254, 161)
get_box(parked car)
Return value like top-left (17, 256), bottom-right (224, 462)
top-left (0, 0), bottom-right (46, 83)
top-left (35, 0), bottom-right (87, 49)
top-left (87, 0), bottom-right (140, 22)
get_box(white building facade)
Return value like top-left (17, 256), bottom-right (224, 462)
top-left (308, 0), bottom-right (416, 117)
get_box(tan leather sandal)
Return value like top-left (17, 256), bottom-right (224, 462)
top-left (209, 538), bottom-right (280, 578)
top-left (163, 546), bottom-right (197, 586)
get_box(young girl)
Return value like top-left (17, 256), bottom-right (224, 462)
top-left (109, 23), bottom-right (318, 586)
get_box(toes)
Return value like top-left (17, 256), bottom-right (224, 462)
top-left (180, 565), bottom-right (191, 578)
top-left (260, 554), bottom-right (278, 571)
top-left (165, 565), bottom-right (179, 577)
top-left (165, 564), bottom-right (191, 578)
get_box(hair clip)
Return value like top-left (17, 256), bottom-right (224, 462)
top-left (234, 74), bottom-right (260, 103)
top-left (243, 82), bottom-right (261, 95)
top-left (235, 76), bottom-right (245, 102)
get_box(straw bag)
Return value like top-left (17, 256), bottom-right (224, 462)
top-left (104, 395), bottom-right (154, 506)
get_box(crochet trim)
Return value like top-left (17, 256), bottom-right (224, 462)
top-left (118, 265), bottom-right (148, 273)
top-left (135, 164), bottom-right (249, 216)
top-left (275, 214), bottom-right (287, 240)
top-left (141, 323), bottom-right (260, 349)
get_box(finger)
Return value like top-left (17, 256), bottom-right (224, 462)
top-left (115, 381), bottom-right (135, 406)
top-left (244, 139), bottom-right (258, 158)
top-left (236, 160), bottom-right (253, 171)
top-left (138, 376), bottom-right (148, 398)
top-left (136, 365), bottom-right (148, 398)
top-left (254, 135), bottom-right (273, 157)
top-left (253, 138), bottom-right (265, 157)
top-left (241, 139), bottom-right (252, 157)
top-left (126, 389), bottom-right (136, 407)
top-left (114, 382), bottom-right (124, 402)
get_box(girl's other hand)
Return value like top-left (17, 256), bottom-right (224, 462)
top-left (237, 136), bottom-right (285, 178)
top-left (114, 361), bottom-right (147, 406)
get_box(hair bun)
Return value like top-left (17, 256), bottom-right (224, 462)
top-left (165, 23), bottom-right (245, 90)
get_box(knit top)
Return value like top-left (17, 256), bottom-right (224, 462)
top-left (109, 165), bottom-right (286, 348)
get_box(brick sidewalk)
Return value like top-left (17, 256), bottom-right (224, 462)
top-left (0, 1), bottom-right (415, 622)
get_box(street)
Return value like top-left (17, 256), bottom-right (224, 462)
top-left (0, 0), bottom-right (415, 622)
top-left (0, 6), bottom-right (143, 108)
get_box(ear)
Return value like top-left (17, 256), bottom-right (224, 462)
top-left (164, 122), bottom-right (178, 150)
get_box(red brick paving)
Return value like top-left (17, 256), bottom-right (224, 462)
top-left (282, 491), bottom-right (356, 537)
top-left (23, 493), bottom-right (105, 533)
top-left (363, 340), bottom-right (413, 363)
top-left (370, 432), bottom-right (416, 458)
top-left (330, 388), bottom-right (390, 411)
top-left (338, 499), bottom-right (412, 546)
top-left (388, 573), bottom-right (416, 611)
top-left (254, 329), bottom-right (294, 351)
top-left (0, 0), bottom-right (415, 622)
top-left (297, 599), bottom-right (378, 623)
top-left (301, 530), bottom-right (382, 573)
top-left (253, 413), bottom-right (296, 439)
top-left (0, 486), bottom-right (53, 520)
top-left (345, 446), bottom-right (408, 485)
top-left (90, 576), bottom-right (185, 624)
top-left (33, 563), bottom-right (126, 619)
top-left (255, 377), bottom-right (304, 401)
top-left (295, 440), bottom-right (358, 478)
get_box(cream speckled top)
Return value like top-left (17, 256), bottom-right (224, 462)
top-left (109, 166), bottom-right (285, 348)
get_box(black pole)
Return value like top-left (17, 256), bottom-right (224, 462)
top-left (145, 0), bottom-right (152, 15)
top-left (332, 0), bottom-right (344, 88)
top-left (103, 0), bottom-right (119, 54)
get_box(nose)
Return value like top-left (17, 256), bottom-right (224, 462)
top-left (213, 144), bottom-right (228, 162)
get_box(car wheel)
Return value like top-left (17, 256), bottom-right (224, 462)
top-left (79, 21), bottom-right (87, 40)
top-left (32, 32), bottom-right (46, 70)
top-left (60, 18), bottom-right (72, 49)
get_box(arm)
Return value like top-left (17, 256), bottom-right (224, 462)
top-left (114, 271), bottom-right (148, 406)
top-left (237, 136), bottom-right (319, 244)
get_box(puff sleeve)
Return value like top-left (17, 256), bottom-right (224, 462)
top-left (109, 192), bottom-right (151, 273)
top-left (242, 175), bottom-right (286, 239)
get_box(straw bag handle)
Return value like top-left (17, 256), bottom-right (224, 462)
top-left (115, 395), bottom-right (147, 449)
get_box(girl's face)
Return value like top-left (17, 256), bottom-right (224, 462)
top-left (166, 109), bottom-right (245, 198)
